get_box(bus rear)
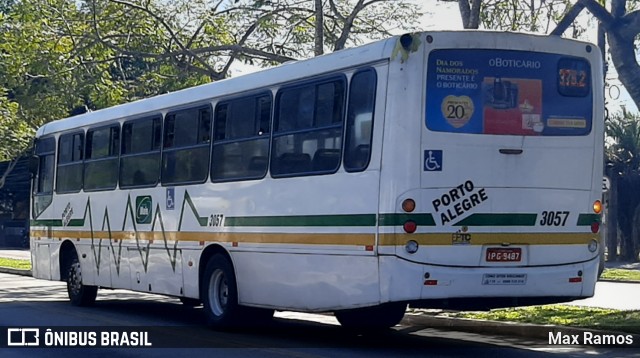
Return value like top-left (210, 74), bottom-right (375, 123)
top-left (379, 32), bottom-right (603, 310)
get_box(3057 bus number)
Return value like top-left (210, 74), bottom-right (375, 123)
top-left (208, 214), bottom-right (225, 227)
top-left (539, 211), bottom-right (569, 226)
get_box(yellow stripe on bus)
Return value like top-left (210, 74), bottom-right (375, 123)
top-left (378, 232), bottom-right (599, 246)
top-left (30, 230), bottom-right (376, 246)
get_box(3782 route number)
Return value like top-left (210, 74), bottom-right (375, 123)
top-left (539, 211), bottom-right (569, 226)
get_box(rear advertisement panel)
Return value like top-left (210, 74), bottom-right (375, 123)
top-left (426, 49), bottom-right (592, 136)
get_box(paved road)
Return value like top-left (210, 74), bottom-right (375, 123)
top-left (566, 281), bottom-right (640, 310)
top-left (3, 248), bottom-right (640, 310)
top-left (1, 273), bottom-right (638, 357)
top-left (0, 248), bottom-right (29, 260)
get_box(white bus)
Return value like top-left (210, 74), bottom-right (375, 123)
top-left (30, 31), bottom-right (604, 330)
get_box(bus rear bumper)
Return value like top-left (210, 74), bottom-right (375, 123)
top-left (380, 255), bottom-right (598, 309)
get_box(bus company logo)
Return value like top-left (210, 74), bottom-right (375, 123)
top-left (135, 196), bottom-right (152, 224)
top-left (451, 228), bottom-right (471, 245)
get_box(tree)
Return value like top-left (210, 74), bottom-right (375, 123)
top-left (606, 113), bottom-right (640, 261)
top-left (448, 0), bottom-right (584, 34)
top-left (0, 0), bottom-right (421, 188)
top-left (76, 0), bottom-right (420, 76)
top-left (450, 0), bottom-right (640, 110)
top-left (551, 0), bottom-right (640, 111)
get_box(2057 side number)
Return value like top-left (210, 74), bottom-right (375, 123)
top-left (539, 211), bottom-right (569, 226)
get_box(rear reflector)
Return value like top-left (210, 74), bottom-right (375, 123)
top-left (424, 280), bottom-right (438, 286)
top-left (569, 277), bottom-right (582, 283)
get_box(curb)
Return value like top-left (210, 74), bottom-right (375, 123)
top-left (0, 267), bottom-right (31, 277)
top-left (403, 312), bottom-right (640, 344)
top-left (599, 279), bottom-right (640, 284)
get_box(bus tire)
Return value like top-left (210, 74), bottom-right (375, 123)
top-left (201, 254), bottom-right (242, 329)
top-left (335, 302), bottom-right (407, 331)
top-left (66, 252), bottom-right (98, 306)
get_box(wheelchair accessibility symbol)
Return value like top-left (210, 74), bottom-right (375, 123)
top-left (424, 150), bottom-right (442, 171)
top-left (166, 188), bottom-right (175, 210)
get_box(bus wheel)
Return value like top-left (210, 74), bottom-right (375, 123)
top-left (335, 302), bottom-right (407, 331)
top-left (66, 253), bottom-right (98, 306)
top-left (201, 254), bottom-right (241, 328)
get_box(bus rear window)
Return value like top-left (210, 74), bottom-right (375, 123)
top-left (425, 49), bottom-right (593, 136)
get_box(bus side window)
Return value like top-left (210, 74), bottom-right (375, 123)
top-left (211, 94), bottom-right (271, 182)
top-left (271, 77), bottom-right (345, 177)
top-left (56, 132), bottom-right (84, 193)
top-left (120, 116), bottom-right (162, 188)
top-left (161, 106), bottom-right (211, 185)
top-left (344, 69), bottom-right (377, 172)
top-left (33, 137), bottom-right (56, 218)
top-left (84, 125), bottom-right (119, 191)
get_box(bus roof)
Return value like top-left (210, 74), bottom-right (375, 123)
top-left (35, 31), bottom-right (595, 138)
top-left (36, 35), bottom-right (395, 137)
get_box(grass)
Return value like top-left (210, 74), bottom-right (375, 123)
top-left (442, 305), bottom-right (640, 334)
top-left (601, 268), bottom-right (640, 282)
top-left (0, 257), bottom-right (31, 270)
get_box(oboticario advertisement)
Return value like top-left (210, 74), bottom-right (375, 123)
top-left (426, 49), bottom-right (592, 137)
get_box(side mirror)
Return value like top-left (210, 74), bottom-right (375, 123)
top-left (28, 155), bottom-right (39, 177)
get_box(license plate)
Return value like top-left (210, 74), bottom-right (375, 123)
top-left (486, 247), bottom-right (521, 262)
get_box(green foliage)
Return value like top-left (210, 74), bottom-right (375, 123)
top-left (0, 257), bottom-right (31, 270)
top-left (0, 88), bottom-right (28, 161)
top-left (0, 0), bottom-right (419, 161)
top-left (605, 113), bottom-right (640, 261)
top-left (600, 268), bottom-right (640, 281)
top-left (447, 305), bottom-right (640, 333)
top-left (606, 113), bottom-right (640, 178)
top-left (474, 0), bottom-right (588, 39)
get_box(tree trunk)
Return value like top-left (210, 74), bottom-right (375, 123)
top-left (607, 177), bottom-right (619, 261)
top-left (632, 202), bottom-right (640, 261)
top-left (607, 32), bottom-right (640, 112)
top-left (314, 0), bottom-right (324, 56)
top-left (457, 0), bottom-right (472, 28)
top-left (0, 157), bottom-right (19, 190)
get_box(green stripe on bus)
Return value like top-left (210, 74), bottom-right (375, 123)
top-left (225, 214), bottom-right (376, 227)
top-left (577, 213), bottom-right (600, 226)
top-left (30, 219), bottom-right (63, 226)
top-left (454, 213), bottom-right (538, 226)
top-left (378, 213), bottom-right (436, 226)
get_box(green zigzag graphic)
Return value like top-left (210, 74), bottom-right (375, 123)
top-left (151, 203), bottom-right (179, 272)
top-left (122, 195), bottom-right (152, 272)
top-left (179, 191), bottom-right (209, 229)
top-left (85, 190), bottom-right (206, 276)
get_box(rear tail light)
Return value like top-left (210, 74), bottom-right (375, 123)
top-left (591, 222), bottom-right (600, 234)
top-left (402, 198), bottom-right (416, 213)
top-left (403, 220), bottom-right (417, 233)
top-left (593, 200), bottom-right (602, 214)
